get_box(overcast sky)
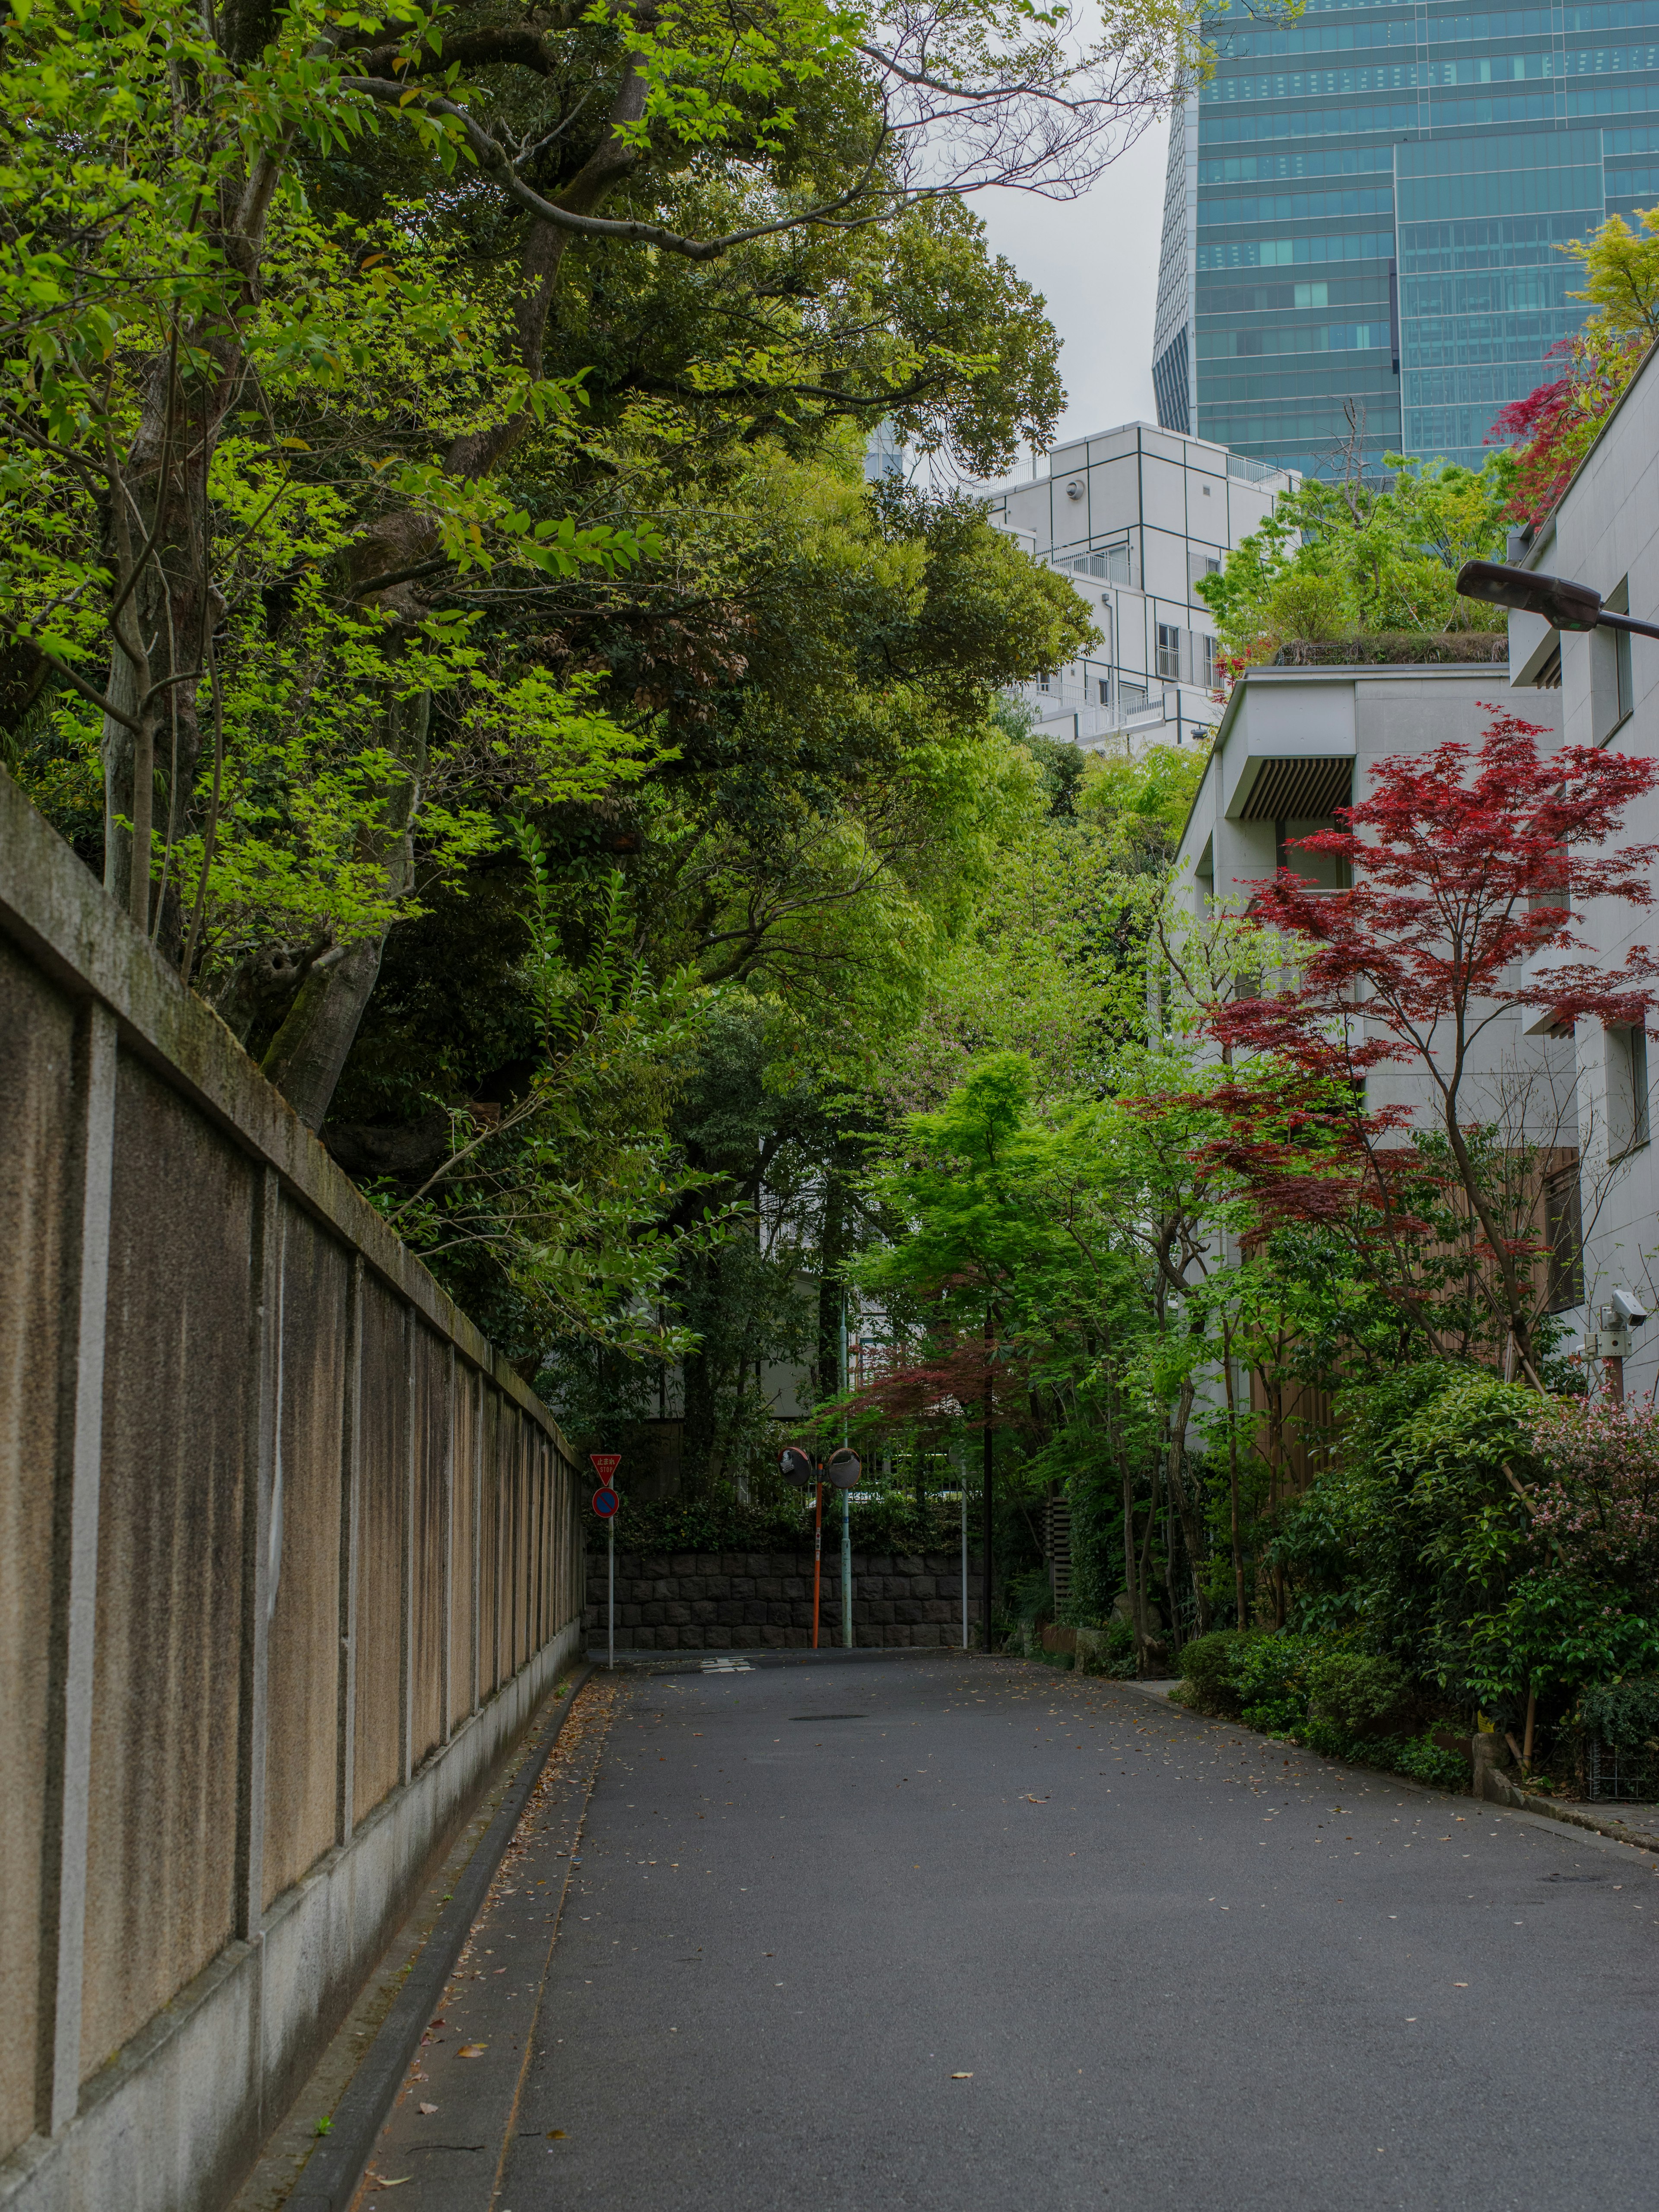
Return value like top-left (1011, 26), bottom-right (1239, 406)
top-left (973, 117), bottom-right (1172, 479)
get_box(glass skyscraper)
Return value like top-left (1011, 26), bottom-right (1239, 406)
top-left (1152, 2), bottom-right (1659, 476)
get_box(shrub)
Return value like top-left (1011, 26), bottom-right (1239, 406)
top-left (1177, 1630), bottom-right (1265, 1716)
top-left (1305, 1652), bottom-right (1412, 1734)
top-left (1579, 1676), bottom-right (1659, 1752)
top-left (1232, 1634), bottom-right (1321, 1736)
top-left (1075, 1620), bottom-right (1137, 1678)
top-left (1389, 1732), bottom-right (1472, 1790)
top-left (1008, 1567), bottom-right (1053, 1629)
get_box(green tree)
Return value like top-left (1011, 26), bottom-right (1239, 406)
top-left (1196, 455), bottom-right (1514, 669)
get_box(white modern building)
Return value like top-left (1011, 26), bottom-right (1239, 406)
top-left (1170, 656), bottom-right (1582, 1394)
top-left (981, 421), bottom-right (1297, 755)
top-left (1506, 343), bottom-right (1659, 1401)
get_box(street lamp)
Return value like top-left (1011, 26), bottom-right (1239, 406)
top-left (1456, 558), bottom-right (1659, 641)
top-left (779, 1443), bottom-right (860, 1649)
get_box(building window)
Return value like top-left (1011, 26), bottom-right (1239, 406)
top-left (1037, 673), bottom-right (1050, 693)
top-left (1545, 1166), bottom-right (1584, 1313)
top-left (1098, 679), bottom-right (1110, 706)
top-left (1063, 543), bottom-right (1131, 585)
top-left (1119, 681), bottom-right (1148, 714)
top-left (1609, 1023), bottom-right (1650, 1156)
top-left (1157, 623), bottom-right (1182, 681)
top-left (1199, 634), bottom-right (1217, 691)
top-left (1601, 577), bottom-right (1635, 737)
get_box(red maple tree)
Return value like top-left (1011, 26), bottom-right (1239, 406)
top-left (1205, 709), bottom-right (1659, 1373)
top-left (1487, 331), bottom-right (1647, 531)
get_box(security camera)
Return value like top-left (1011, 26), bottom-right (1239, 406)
top-left (1611, 1287), bottom-right (1648, 1326)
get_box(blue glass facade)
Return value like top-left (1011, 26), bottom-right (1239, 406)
top-left (1154, 1), bottom-right (1659, 474)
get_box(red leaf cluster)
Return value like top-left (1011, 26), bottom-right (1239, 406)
top-left (1202, 712), bottom-right (1659, 1248)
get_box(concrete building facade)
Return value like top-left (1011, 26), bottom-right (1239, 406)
top-left (1507, 341), bottom-right (1659, 1398)
top-left (1171, 658), bottom-right (1580, 1343)
top-left (982, 421), bottom-right (1296, 754)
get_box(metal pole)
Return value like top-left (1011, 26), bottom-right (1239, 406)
top-left (982, 1409), bottom-right (994, 1653)
top-left (839, 1288), bottom-right (852, 1649)
top-left (982, 1311), bottom-right (995, 1652)
top-left (812, 1482), bottom-right (824, 1649)
top-left (957, 1437), bottom-right (967, 1649)
top-left (842, 1488), bottom-right (853, 1649)
top-left (607, 1520), bottom-right (615, 1672)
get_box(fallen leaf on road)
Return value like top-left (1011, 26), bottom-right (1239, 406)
top-left (548, 2129), bottom-right (568, 2139)
top-left (458, 2044), bottom-right (487, 2057)
top-left (418, 2102), bottom-right (437, 2115)
top-left (951, 2072), bottom-right (973, 2079)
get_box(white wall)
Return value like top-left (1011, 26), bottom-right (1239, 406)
top-left (1511, 348), bottom-right (1659, 1395)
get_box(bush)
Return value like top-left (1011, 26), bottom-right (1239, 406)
top-left (1579, 1676), bottom-right (1659, 1752)
top-left (1389, 1732), bottom-right (1472, 1790)
top-left (1305, 1652), bottom-right (1412, 1734)
top-left (1232, 1634), bottom-right (1321, 1736)
top-left (1008, 1567), bottom-right (1053, 1629)
top-left (1177, 1629), bottom-right (1266, 1716)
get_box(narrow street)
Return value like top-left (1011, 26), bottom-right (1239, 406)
top-left (356, 1658), bottom-right (1659, 2212)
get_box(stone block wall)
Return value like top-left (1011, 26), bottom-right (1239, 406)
top-left (585, 1550), bottom-right (983, 1650)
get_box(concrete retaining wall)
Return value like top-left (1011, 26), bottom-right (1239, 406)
top-left (585, 1551), bottom-right (984, 1649)
top-left (0, 772), bottom-right (585, 2212)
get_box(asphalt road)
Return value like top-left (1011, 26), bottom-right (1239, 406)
top-left (359, 1656), bottom-right (1659, 2212)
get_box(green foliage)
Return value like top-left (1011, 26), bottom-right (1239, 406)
top-left (1388, 1732), bottom-right (1474, 1790)
top-left (1304, 1651), bottom-right (1411, 1733)
top-left (1197, 456), bottom-right (1514, 669)
top-left (1077, 744), bottom-right (1209, 874)
top-left (1008, 1567), bottom-right (1054, 1628)
top-left (1177, 1629), bottom-right (1267, 1716)
top-left (1578, 1676), bottom-right (1659, 1752)
top-left (1230, 1633), bottom-right (1323, 1736)
top-left (1563, 203), bottom-right (1659, 341)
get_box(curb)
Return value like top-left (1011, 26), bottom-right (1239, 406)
top-left (287, 1662), bottom-right (594, 2212)
top-left (1510, 1788), bottom-right (1659, 1854)
top-left (1119, 1679), bottom-right (1659, 1859)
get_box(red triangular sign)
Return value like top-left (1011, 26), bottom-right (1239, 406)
top-left (590, 1452), bottom-right (622, 1480)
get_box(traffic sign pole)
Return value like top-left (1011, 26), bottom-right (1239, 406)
top-left (590, 1455), bottom-right (623, 1670)
top-left (812, 1481), bottom-right (824, 1649)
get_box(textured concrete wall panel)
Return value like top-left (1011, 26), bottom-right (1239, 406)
top-left (479, 1390), bottom-right (501, 1697)
top-left (408, 1326), bottom-right (447, 1771)
top-left (262, 1205), bottom-right (349, 1907)
top-left (83, 1054), bottom-right (253, 2080)
top-left (352, 1280), bottom-right (406, 1818)
top-left (0, 943), bottom-right (76, 2156)
top-left (448, 1363), bottom-right (477, 1729)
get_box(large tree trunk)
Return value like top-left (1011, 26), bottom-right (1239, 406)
top-left (259, 661), bottom-right (429, 1128)
top-left (102, 149), bottom-right (286, 941)
top-left (1163, 1377), bottom-right (1211, 1639)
